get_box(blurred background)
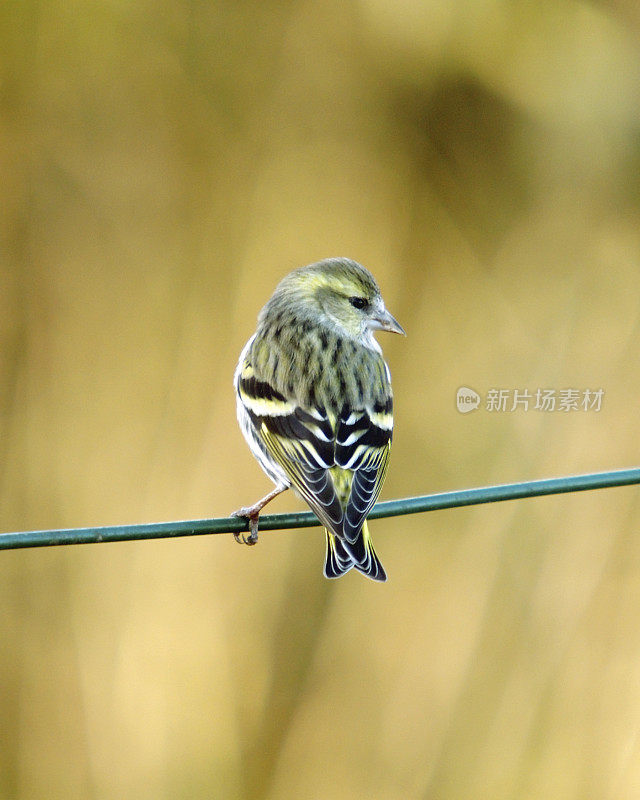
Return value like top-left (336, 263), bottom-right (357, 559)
top-left (2, 1), bottom-right (640, 797)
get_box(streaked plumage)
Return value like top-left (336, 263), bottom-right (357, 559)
top-left (232, 257), bottom-right (404, 581)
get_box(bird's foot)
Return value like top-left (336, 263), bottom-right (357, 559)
top-left (230, 484), bottom-right (288, 546)
top-left (230, 506), bottom-right (260, 545)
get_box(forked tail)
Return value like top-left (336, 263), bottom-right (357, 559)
top-left (323, 521), bottom-right (387, 582)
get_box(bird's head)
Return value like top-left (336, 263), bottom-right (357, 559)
top-left (273, 257), bottom-right (405, 348)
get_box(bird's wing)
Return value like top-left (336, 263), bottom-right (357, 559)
top-left (237, 372), bottom-right (345, 535)
top-left (238, 371), bottom-right (393, 544)
top-left (334, 401), bottom-right (392, 544)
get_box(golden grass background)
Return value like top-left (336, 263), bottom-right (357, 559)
top-left (2, 1), bottom-right (640, 797)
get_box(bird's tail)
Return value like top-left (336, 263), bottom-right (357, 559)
top-left (323, 522), bottom-right (387, 582)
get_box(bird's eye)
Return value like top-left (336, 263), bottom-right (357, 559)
top-left (349, 296), bottom-right (368, 310)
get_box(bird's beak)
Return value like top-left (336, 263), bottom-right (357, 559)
top-left (371, 308), bottom-right (406, 336)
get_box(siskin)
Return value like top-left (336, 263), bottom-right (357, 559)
top-left (232, 257), bottom-right (404, 581)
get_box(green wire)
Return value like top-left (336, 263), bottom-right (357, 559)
top-left (1, 467), bottom-right (639, 550)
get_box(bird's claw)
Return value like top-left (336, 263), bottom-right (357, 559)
top-left (231, 508), bottom-right (260, 545)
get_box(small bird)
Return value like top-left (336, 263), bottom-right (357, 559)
top-left (232, 257), bottom-right (404, 581)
